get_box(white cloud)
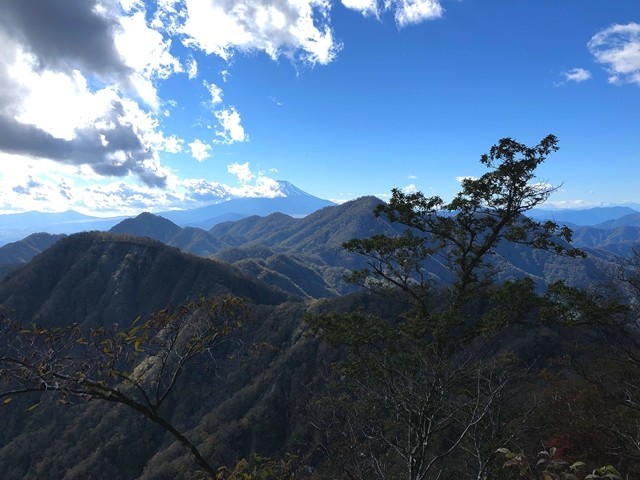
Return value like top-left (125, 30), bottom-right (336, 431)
top-left (0, 0), bottom-right (339, 215)
top-left (242, 175), bottom-right (284, 198)
top-left (342, 0), bottom-right (443, 27)
top-left (150, 0), bottom-right (184, 33)
top-left (215, 107), bottom-right (248, 143)
top-left (403, 183), bottom-right (418, 194)
top-left (395, 0), bottom-right (444, 27)
top-left (0, 157), bottom-right (73, 213)
top-left (588, 22), bottom-right (640, 86)
top-left (1, 44), bottom-right (173, 187)
top-left (178, 0), bottom-right (341, 65)
top-left (541, 199), bottom-right (600, 210)
top-left (161, 135), bottom-right (184, 153)
top-left (222, 162), bottom-right (284, 197)
top-left (119, 0), bottom-right (145, 13)
top-left (187, 56), bottom-right (198, 79)
top-left (188, 139), bottom-right (212, 162)
top-left (0, 2), bottom-right (183, 188)
top-left (341, 0), bottom-right (379, 17)
top-left (204, 80), bottom-right (223, 105)
top-left (456, 176), bottom-right (476, 183)
top-left (0, 155), bottom-right (177, 216)
top-left (181, 178), bottom-right (231, 203)
top-left (530, 182), bottom-right (553, 193)
top-left (560, 67), bottom-right (592, 83)
top-left (115, 9), bottom-right (183, 109)
top-left (408, 174), bottom-right (418, 180)
top-left (8, 58), bottom-right (107, 141)
top-left (0, 155), bottom-right (286, 216)
top-left (227, 162), bottom-right (255, 183)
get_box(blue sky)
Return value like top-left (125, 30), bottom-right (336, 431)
top-left (0, 0), bottom-right (638, 216)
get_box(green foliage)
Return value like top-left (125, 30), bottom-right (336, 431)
top-left (345, 135), bottom-right (584, 322)
top-left (539, 281), bottom-right (629, 326)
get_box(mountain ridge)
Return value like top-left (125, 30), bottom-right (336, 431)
top-left (0, 231), bottom-right (290, 329)
top-left (0, 181), bottom-right (335, 246)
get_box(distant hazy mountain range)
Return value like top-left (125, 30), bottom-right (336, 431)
top-left (2, 196), bottom-right (638, 298)
top-left (1, 188), bottom-right (638, 291)
top-left (527, 205), bottom-right (640, 226)
top-left (0, 181), bottom-right (334, 246)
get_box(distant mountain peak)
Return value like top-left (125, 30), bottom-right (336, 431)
top-left (109, 212), bottom-right (181, 243)
top-left (276, 181), bottom-right (313, 197)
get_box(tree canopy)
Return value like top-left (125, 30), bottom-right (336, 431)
top-left (307, 135), bottom-right (616, 479)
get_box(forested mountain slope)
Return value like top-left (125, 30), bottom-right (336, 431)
top-left (0, 232), bottom-right (288, 329)
top-left (0, 231), bottom-right (329, 479)
top-left (0, 233), bottom-right (66, 280)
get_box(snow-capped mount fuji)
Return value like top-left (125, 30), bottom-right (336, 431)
top-left (158, 181), bottom-right (335, 229)
top-left (274, 180), bottom-right (312, 197)
top-left (0, 182), bottom-right (335, 245)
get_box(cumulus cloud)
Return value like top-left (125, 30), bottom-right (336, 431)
top-left (341, 0), bottom-right (379, 17)
top-left (215, 107), bottom-right (248, 143)
top-left (176, 0), bottom-right (341, 65)
top-left (160, 135), bottom-right (184, 154)
top-left (204, 80), bottom-right (223, 105)
top-left (0, 160), bottom-right (78, 213)
top-left (342, 0), bottom-right (443, 27)
top-left (239, 175), bottom-right (284, 198)
top-left (0, 157), bottom-right (274, 216)
top-left (115, 8), bottom-right (182, 108)
top-left (0, 96), bottom-right (169, 187)
top-left (227, 162), bottom-right (255, 183)
top-left (0, 0), bottom-right (184, 188)
top-left (225, 162), bottom-right (284, 198)
top-left (588, 22), bottom-right (640, 86)
top-left (403, 183), bottom-right (418, 194)
top-left (181, 178), bottom-right (231, 203)
top-left (530, 182), bottom-right (553, 193)
top-left (188, 139), bottom-right (212, 162)
top-left (0, 0), bottom-right (345, 214)
top-left (560, 67), bottom-right (592, 83)
top-left (394, 0), bottom-right (444, 27)
top-left (0, 0), bottom-right (130, 83)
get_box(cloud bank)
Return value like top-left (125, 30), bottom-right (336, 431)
top-left (0, 0), bottom-right (449, 215)
top-left (175, 0), bottom-right (341, 65)
top-left (0, 0), bottom-right (179, 187)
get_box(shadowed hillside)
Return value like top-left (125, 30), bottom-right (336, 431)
top-left (0, 232), bottom-right (288, 329)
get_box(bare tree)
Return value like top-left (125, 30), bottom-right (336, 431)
top-left (0, 296), bottom-right (248, 478)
